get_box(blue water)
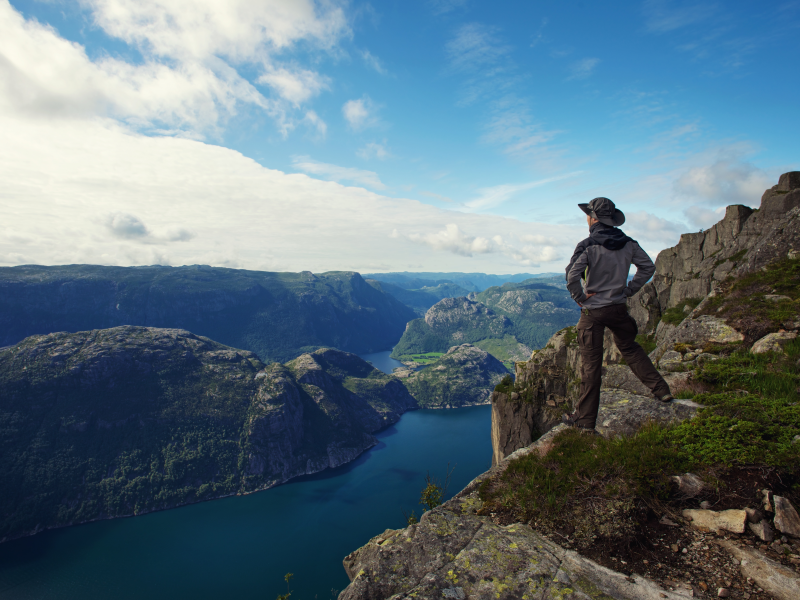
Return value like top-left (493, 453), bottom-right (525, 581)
top-left (0, 405), bottom-right (492, 600)
top-left (359, 349), bottom-right (405, 374)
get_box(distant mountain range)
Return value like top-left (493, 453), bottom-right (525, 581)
top-left (0, 265), bottom-right (415, 363)
top-left (362, 271), bottom-right (563, 293)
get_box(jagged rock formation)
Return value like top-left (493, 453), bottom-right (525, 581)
top-left (629, 171), bottom-right (800, 334)
top-left (400, 344), bottom-right (508, 408)
top-left (0, 265), bottom-right (416, 363)
top-left (0, 327), bottom-right (416, 542)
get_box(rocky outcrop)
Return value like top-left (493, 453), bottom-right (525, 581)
top-left (629, 171), bottom-right (800, 333)
top-left (402, 344), bottom-right (508, 408)
top-left (339, 419), bottom-right (704, 600)
top-left (0, 328), bottom-right (417, 542)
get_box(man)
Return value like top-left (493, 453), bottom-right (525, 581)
top-left (563, 197), bottom-right (673, 434)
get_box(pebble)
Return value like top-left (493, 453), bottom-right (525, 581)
top-left (717, 588), bottom-right (730, 598)
top-left (671, 544), bottom-right (680, 553)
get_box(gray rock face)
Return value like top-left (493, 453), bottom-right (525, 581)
top-left (651, 315), bottom-right (745, 365)
top-left (627, 172), bottom-right (800, 334)
top-left (751, 332), bottom-right (798, 355)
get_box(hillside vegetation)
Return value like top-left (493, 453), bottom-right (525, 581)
top-left (0, 327), bottom-right (416, 542)
top-left (391, 279), bottom-right (578, 367)
top-left (0, 265), bottom-right (416, 363)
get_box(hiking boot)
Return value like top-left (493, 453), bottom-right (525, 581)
top-left (562, 413), bottom-right (599, 434)
top-left (656, 393), bottom-right (674, 403)
top-left (562, 412), bottom-right (578, 427)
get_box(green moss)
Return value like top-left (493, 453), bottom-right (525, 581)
top-left (635, 334), bottom-right (656, 354)
top-left (661, 297), bottom-right (703, 326)
top-left (494, 374), bottom-right (515, 395)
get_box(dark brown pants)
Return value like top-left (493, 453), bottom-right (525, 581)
top-left (575, 303), bottom-right (670, 428)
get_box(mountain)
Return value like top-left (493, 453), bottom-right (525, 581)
top-left (0, 327), bottom-right (416, 542)
top-left (397, 344), bottom-right (508, 408)
top-left (0, 265), bottom-right (416, 363)
top-left (476, 280), bottom-right (578, 349)
top-left (390, 280), bottom-right (578, 366)
top-left (362, 272), bottom-right (562, 292)
top-left (366, 279), bottom-right (473, 315)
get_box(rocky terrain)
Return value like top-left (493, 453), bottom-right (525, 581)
top-left (0, 327), bottom-right (416, 543)
top-left (338, 172), bottom-right (800, 600)
top-left (396, 344), bottom-right (508, 408)
top-left (0, 265), bottom-right (415, 363)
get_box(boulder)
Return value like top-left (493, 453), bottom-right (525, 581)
top-left (773, 496), bottom-right (800, 537)
top-left (682, 508), bottom-right (747, 534)
top-left (749, 520), bottom-right (774, 543)
top-left (720, 540), bottom-right (800, 600)
top-left (652, 315), bottom-right (744, 364)
top-left (671, 473), bottom-right (705, 497)
top-left (751, 332), bottom-right (798, 355)
top-left (777, 171), bottom-right (800, 192)
top-left (745, 507), bottom-right (764, 524)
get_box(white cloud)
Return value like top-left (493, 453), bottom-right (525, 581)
top-left (463, 172), bottom-right (583, 211)
top-left (291, 155), bottom-right (386, 190)
top-left (684, 205), bottom-right (726, 230)
top-left (356, 141), bottom-right (389, 160)
top-left (446, 23), bottom-right (510, 72)
top-left (83, 0), bottom-right (348, 60)
top-left (257, 67), bottom-right (329, 105)
top-left (407, 224), bottom-right (495, 257)
top-left (342, 96), bottom-right (379, 131)
top-left (302, 110), bottom-right (327, 139)
top-left (622, 210), bottom-right (687, 247)
top-left (360, 50), bottom-right (387, 75)
top-left (0, 1), bottom-right (347, 137)
top-left (0, 114), bottom-right (589, 273)
top-left (673, 157), bottom-right (772, 205)
top-left (566, 58), bottom-right (600, 81)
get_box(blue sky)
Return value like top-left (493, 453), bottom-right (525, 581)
top-left (1, 0), bottom-right (798, 274)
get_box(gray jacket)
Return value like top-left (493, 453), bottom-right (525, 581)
top-left (565, 223), bottom-right (655, 309)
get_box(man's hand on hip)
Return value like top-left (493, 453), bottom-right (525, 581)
top-left (576, 292), bottom-right (596, 307)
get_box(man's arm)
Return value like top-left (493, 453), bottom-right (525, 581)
top-left (625, 243), bottom-right (656, 297)
top-left (566, 249), bottom-right (591, 305)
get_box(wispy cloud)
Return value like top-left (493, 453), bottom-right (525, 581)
top-left (429, 0), bottom-right (471, 16)
top-left (643, 0), bottom-right (718, 33)
top-left (445, 23), bottom-right (514, 104)
top-left (463, 172), bottom-right (583, 211)
top-left (566, 58), bottom-right (600, 80)
top-left (673, 154), bottom-right (771, 205)
top-left (420, 191), bottom-right (454, 203)
top-left (357, 141), bottom-right (390, 160)
top-left (342, 95), bottom-right (380, 131)
top-left (291, 156), bottom-right (386, 190)
top-left (360, 49), bottom-right (387, 75)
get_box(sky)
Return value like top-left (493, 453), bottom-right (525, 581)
top-left (1, 0), bottom-right (798, 275)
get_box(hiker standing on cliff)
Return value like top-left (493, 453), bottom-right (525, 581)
top-left (563, 197), bottom-right (673, 433)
